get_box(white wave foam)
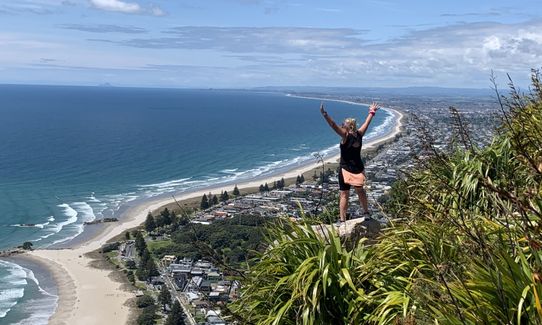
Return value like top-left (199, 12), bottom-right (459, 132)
top-left (35, 203), bottom-right (80, 246)
top-left (48, 203), bottom-right (89, 246)
top-left (220, 168), bottom-right (238, 174)
top-left (71, 202), bottom-right (96, 223)
top-left (0, 263), bottom-right (58, 323)
top-left (138, 178), bottom-right (192, 189)
top-left (57, 203), bottom-right (77, 219)
top-left (289, 143), bottom-right (309, 152)
top-left (52, 203), bottom-right (78, 233)
top-left (124, 196), bottom-right (138, 203)
top-left (24, 268), bottom-right (56, 298)
top-left (47, 216), bottom-right (55, 222)
top-left (0, 260), bottom-right (28, 318)
top-left (0, 288), bottom-right (25, 318)
top-left (34, 222), bottom-right (49, 229)
top-left (10, 217), bottom-right (51, 229)
top-left (365, 109), bottom-right (394, 140)
top-left (11, 296), bottom-right (58, 325)
top-left (33, 231), bottom-right (57, 242)
top-left (87, 193), bottom-right (100, 203)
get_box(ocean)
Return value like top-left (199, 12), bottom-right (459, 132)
top-left (0, 85), bottom-right (394, 323)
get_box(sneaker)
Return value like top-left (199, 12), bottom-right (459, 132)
top-left (333, 220), bottom-right (345, 228)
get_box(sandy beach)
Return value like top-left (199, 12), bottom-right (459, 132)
top-left (24, 104), bottom-right (404, 325)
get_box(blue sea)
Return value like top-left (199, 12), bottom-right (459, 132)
top-left (0, 85), bottom-right (395, 323)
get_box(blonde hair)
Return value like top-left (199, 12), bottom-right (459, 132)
top-left (343, 118), bottom-right (357, 132)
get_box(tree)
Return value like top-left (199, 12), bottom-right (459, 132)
top-left (22, 241), bottom-right (33, 250)
top-left (158, 284), bottom-right (172, 311)
top-left (136, 295), bottom-right (157, 325)
top-left (136, 295), bottom-right (155, 308)
top-left (211, 195), bottom-right (219, 206)
top-left (135, 231), bottom-right (146, 256)
top-left (145, 212), bottom-right (156, 232)
top-left (221, 190), bottom-right (229, 202)
top-left (136, 265), bottom-right (148, 281)
top-left (259, 184), bottom-right (265, 193)
top-left (125, 260), bottom-right (137, 269)
top-left (300, 174), bottom-right (305, 183)
top-left (125, 231), bottom-right (131, 240)
top-left (177, 212), bottom-right (189, 226)
top-left (233, 185), bottom-right (240, 196)
top-left (127, 270), bottom-right (135, 284)
top-left (140, 248), bottom-right (151, 268)
top-left (200, 194), bottom-right (209, 210)
top-left (165, 300), bottom-right (186, 325)
top-left (264, 183), bottom-right (270, 192)
top-left (161, 208), bottom-right (172, 226)
top-left (170, 211), bottom-right (178, 227)
top-left (137, 311), bottom-right (155, 325)
top-left (146, 258), bottom-right (159, 280)
top-left (137, 248), bottom-right (151, 281)
top-left (296, 175), bottom-right (301, 185)
top-left (137, 248), bottom-right (158, 282)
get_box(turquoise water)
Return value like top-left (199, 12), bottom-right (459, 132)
top-left (0, 85), bottom-right (394, 323)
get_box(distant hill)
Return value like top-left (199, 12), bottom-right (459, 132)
top-left (252, 86), bottom-right (493, 98)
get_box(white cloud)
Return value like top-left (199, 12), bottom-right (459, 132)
top-left (89, 0), bottom-right (141, 13)
top-left (88, 0), bottom-right (166, 15)
top-left (150, 5), bottom-right (165, 16)
top-left (0, 0), bottom-right (81, 14)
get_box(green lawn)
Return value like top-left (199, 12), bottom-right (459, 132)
top-left (147, 239), bottom-right (172, 253)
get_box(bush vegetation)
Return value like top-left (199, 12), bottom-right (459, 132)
top-left (230, 70), bottom-right (542, 324)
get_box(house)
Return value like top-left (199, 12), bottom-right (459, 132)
top-left (207, 271), bottom-right (222, 282)
top-left (184, 291), bottom-right (199, 303)
top-left (161, 255), bottom-right (176, 266)
top-left (206, 310), bottom-right (226, 325)
top-left (200, 280), bottom-right (211, 292)
top-left (206, 316), bottom-right (226, 325)
top-left (150, 276), bottom-right (165, 286)
top-left (208, 291), bottom-right (220, 302)
top-left (191, 299), bottom-right (208, 309)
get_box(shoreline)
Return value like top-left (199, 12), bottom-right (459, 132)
top-left (22, 102), bottom-right (404, 325)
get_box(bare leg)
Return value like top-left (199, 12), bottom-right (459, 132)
top-left (354, 186), bottom-right (369, 214)
top-left (339, 190), bottom-right (349, 222)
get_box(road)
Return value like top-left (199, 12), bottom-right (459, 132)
top-left (162, 267), bottom-right (197, 325)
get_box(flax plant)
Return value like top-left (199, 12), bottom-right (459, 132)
top-left (230, 215), bottom-right (377, 325)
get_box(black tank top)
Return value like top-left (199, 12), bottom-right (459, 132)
top-left (340, 132), bottom-right (364, 173)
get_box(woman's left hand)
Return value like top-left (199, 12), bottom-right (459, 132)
top-left (369, 102), bottom-right (380, 114)
top-left (320, 102), bottom-right (327, 116)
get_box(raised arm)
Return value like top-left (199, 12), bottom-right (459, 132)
top-left (320, 102), bottom-right (346, 138)
top-left (358, 102), bottom-right (380, 136)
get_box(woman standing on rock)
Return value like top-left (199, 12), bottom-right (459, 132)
top-left (320, 101), bottom-right (380, 224)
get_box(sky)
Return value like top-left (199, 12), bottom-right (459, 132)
top-left (0, 0), bottom-right (541, 88)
